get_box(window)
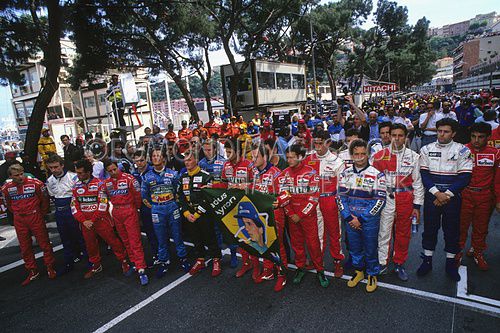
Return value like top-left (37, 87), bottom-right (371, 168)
top-left (225, 73), bottom-right (252, 92)
top-left (47, 105), bottom-right (63, 120)
top-left (98, 94), bottom-right (107, 105)
top-left (276, 73), bottom-right (292, 89)
top-left (138, 91), bottom-right (148, 101)
top-left (63, 103), bottom-right (73, 118)
top-left (257, 72), bottom-right (275, 89)
top-left (292, 74), bottom-right (305, 89)
top-left (83, 96), bottom-right (96, 108)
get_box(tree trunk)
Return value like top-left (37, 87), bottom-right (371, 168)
top-left (24, 0), bottom-right (62, 166)
top-left (167, 69), bottom-right (199, 122)
top-left (325, 68), bottom-right (336, 100)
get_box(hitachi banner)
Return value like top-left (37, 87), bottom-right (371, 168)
top-left (363, 84), bottom-right (398, 93)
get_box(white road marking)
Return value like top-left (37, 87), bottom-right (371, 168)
top-left (457, 265), bottom-right (500, 308)
top-left (287, 263), bottom-right (500, 316)
top-left (0, 244), bottom-right (63, 273)
top-left (93, 249), bottom-right (231, 333)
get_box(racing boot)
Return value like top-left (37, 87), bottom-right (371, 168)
top-left (212, 258), bottom-right (222, 277)
top-left (84, 264), bottom-right (103, 279)
top-left (189, 259), bottom-right (205, 276)
top-left (235, 260), bottom-right (253, 278)
top-left (122, 260), bottom-right (134, 277)
top-left (466, 247), bottom-right (474, 257)
top-left (230, 248), bottom-right (238, 268)
top-left (394, 264), bottom-right (409, 282)
top-left (179, 258), bottom-right (192, 273)
top-left (47, 265), bottom-right (57, 280)
top-left (333, 260), bottom-right (344, 278)
top-left (156, 262), bottom-right (169, 279)
top-left (473, 252), bottom-right (489, 271)
top-left (274, 268), bottom-right (287, 292)
top-left (138, 269), bottom-right (149, 286)
top-left (445, 258), bottom-right (461, 281)
top-left (366, 275), bottom-right (377, 292)
top-left (317, 271), bottom-right (329, 288)
top-left (416, 254), bottom-right (432, 277)
top-left (255, 268), bottom-right (274, 284)
top-left (251, 257), bottom-right (261, 282)
top-left (347, 270), bottom-right (364, 288)
top-left (21, 269), bottom-right (40, 286)
top-left (292, 268), bottom-right (306, 284)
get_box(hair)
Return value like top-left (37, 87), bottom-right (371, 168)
top-left (313, 130), bottom-right (330, 141)
top-left (345, 128), bottom-right (360, 138)
top-left (286, 144), bottom-right (307, 158)
top-left (7, 164), bottom-right (24, 176)
top-left (133, 150), bottom-right (147, 159)
top-left (349, 139), bottom-right (368, 156)
top-left (74, 159), bottom-right (93, 173)
top-left (483, 109), bottom-right (496, 122)
top-left (252, 142), bottom-right (268, 159)
top-left (46, 154), bottom-right (64, 165)
top-left (279, 126), bottom-right (290, 137)
top-left (436, 118), bottom-right (459, 133)
top-left (103, 159), bottom-right (117, 169)
top-left (390, 123), bottom-right (408, 136)
top-left (263, 138), bottom-right (277, 150)
top-left (470, 122), bottom-right (492, 136)
top-left (378, 121), bottom-right (392, 133)
top-left (184, 149), bottom-right (200, 162)
top-left (60, 134), bottom-right (69, 141)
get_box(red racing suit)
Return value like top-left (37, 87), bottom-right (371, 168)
top-left (101, 171), bottom-right (146, 270)
top-left (71, 177), bottom-right (127, 266)
top-left (305, 150), bottom-right (345, 261)
top-left (488, 126), bottom-right (500, 149)
top-left (2, 177), bottom-right (55, 270)
top-left (275, 162), bottom-right (323, 271)
top-left (459, 144), bottom-right (500, 253)
top-left (250, 163), bottom-right (287, 269)
top-left (372, 147), bottom-right (424, 266)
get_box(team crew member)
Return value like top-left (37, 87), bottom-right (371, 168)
top-left (418, 118), bottom-right (473, 281)
top-left (338, 129), bottom-right (359, 169)
top-left (372, 124), bottom-right (424, 281)
top-left (102, 160), bottom-right (148, 285)
top-left (142, 148), bottom-right (191, 278)
top-left (213, 139), bottom-right (256, 275)
top-left (458, 122), bottom-right (500, 270)
top-left (338, 139), bottom-right (386, 292)
top-left (250, 144), bottom-right (287, 292)
top-left (46, 154), bottom-right (87, 275)
top-left (305, 131), bottom-right (345, 278)
top-left (2, 164), bottom-right (56, 286)
top-left (369, 121), bottom-right (392, 156)
top-left (276, 145), bottom-right (328, 288)
top-left (178, 150), bottom-right (222, 277)
top-left (132, 151), bottom-right (158, 265)
top-left (71, 159), bottom-right (131, 279)
top-left (199, 139), bottom-right (226, 182)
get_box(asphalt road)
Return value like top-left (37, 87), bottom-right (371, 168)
top-left (1, 211), bottom-right (499, 332)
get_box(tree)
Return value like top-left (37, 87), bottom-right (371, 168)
top-left (0, 0), bottom-right (63, 166)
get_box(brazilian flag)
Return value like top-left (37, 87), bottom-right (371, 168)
top-left (202, 188), bottom-right (281, 265)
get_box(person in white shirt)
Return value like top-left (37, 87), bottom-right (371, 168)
top-left (83, 150), bottom-right (105, 179)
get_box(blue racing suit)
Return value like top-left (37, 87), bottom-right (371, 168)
top-left (141, 166), bottom-right (187, 264)
top-left (419, 141), bottom-right (472, 255)
top-left (337, 164), bottom-right (386, 276)
top-left (132, 164), bottom-right (158, 258)
top-left (46, 171), bottom-right (86, 265)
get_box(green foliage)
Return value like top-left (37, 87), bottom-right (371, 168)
top-left (429, 34), bottom-right (466, 58)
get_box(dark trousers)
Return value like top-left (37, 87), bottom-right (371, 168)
top-left (187, 216), bottom-right (221, 259)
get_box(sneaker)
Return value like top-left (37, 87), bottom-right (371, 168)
top-left (333, 260), bottom-right (344, 278)
top-left (445, 258), bottom-right (461, 281)
top-left (84, 265), bottom-right (103, 279)
top-left (317, 271), bottom-right (329, 288)
top-left (466, 247), bottom-right (474, 257)
top-left (347, 270), bottom-right (364, 288)
top-left (230, 249), bottom-right (238, 268)
top-left (379, 265), bottom-right (388, 275)
top-left (274, 274), bottom-right (287, 292)
top-left (122, 261), bottom-right (134, 276)
top-left (47, 265), bottom-right (57, 279)
top-left (235, 262), bottom-right (253, 278)
top-left (180, 258), bottom-right (192, 273)
top-left (56, 263), bottom-right (74, 277)
top-left (255, 268), bottom-right (274, 284)
top-left (138, 269), bottom-right (149, 286)
top-left (153, 256), bottom-right (161, 266)
top-left (292, 268), bottom-right (306, 284)
top-left (212, 258), bottom-right (222, 277)
top-left (473, 252), bottom-right (489, 271)
top-left (189, 259), bottom-right (205, 276)
top-left (21, 269), bottom-right (40, 286)
top-left (156, 262), bottom-right (169, 279)
top-left (394, 264), bottom-right (409, 281)
top-left (366, 275), bottom-right (377, 292)
top-left (416, 254), bottom-right (432, 277)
